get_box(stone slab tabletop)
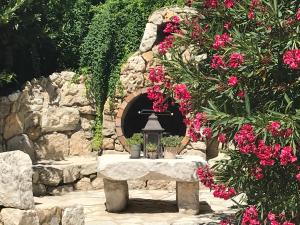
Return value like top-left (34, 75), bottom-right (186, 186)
top-left (97, 154), bottom-right (207, 182)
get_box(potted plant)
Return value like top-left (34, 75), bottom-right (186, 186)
top-left (161, 136), bottom-right (183, 159)
top-left (126, 133), bottom-right (143, 159)
top-left (146, 143), bottom-right (158, 159)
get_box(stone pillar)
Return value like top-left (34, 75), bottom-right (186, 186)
top-left (103, 178), bottom-right (129, 212)
top-left (176, 181), bottom-right (199, 215)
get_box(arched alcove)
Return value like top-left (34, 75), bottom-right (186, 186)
top-left (122, 93), bottom-right (186, 138)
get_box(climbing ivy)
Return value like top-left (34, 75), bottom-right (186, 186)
top-left (80, 0), bottom-right (185, 112)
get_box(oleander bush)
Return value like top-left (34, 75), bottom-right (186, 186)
top-left (147, 0), bottom-right (300, 224)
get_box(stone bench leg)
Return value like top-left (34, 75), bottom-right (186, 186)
top-left (103, 178), bottom-right (129, 212)
top-left (176, 181), bottom-right (199, 215)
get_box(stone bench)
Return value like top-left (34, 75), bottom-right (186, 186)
top-left (97, 154), bottom-right (206, 215)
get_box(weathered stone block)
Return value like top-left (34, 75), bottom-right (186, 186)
top-left (60, 82), bottom-right (90, 107)
top-left (36, 207), bottom-right (62, 225)
top-left (1, 208), bottom-right (39, 225)
top-left (103, 179), bottom-right (129, 212)
top-left (98, 154), bottom-right (206, 181)
top-left (32, 183), bottom-right (47, 197)
top-left (41, 107), bottom-right (80, 133)
top-left (35, 133), bottom-right (69, 160)
top-left (33, 166), bottom-right (63, 187)
top-left (0, 151), bottom-right (34, 210)
top-left (3, 113), bottom-right (23, 140)
top-left (139, 23), bottom-right (157, 52)
top-left (61, 205), bottom-right (84, 225)
top-left (0, 97), bottom-right (10, 119)
top-left (102, 138), bottom-right (114, 150)
top-left (176, 181), bottom-right (199, 215)
top-left (74, 177), bottom-right (92, 191)
top-left (69, 131), bottom-right (91, 156)
top-left (7, 134), bottom-right (36, 162)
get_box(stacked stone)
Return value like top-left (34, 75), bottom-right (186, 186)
top-left (0, 71), bottom-right (96, 162)
top-left (0, 151), bottom-right (85, 225)
top-left (32, 156), bottom-right (103, 196)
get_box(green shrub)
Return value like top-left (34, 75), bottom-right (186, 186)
top-left (126, 133), bottom-right (143, 146)
top-left (161, 135), bottom-right (183, 147)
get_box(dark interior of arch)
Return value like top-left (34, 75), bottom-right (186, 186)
top-left (123, 93), bottom-right (186, 138)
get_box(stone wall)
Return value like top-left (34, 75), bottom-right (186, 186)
top-left (0, 71), bottom-right (96, 162)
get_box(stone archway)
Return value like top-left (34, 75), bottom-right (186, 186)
top-left (114, 88), bottom-right (189, 151)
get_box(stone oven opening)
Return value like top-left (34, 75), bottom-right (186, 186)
top-left (122, 93), bottom-right (186, 138)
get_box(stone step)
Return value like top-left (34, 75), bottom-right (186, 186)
top-left (32, 155), bottom-right (101, 196)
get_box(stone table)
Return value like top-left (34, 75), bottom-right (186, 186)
top-left (97, 154), bottom-right (207, 215)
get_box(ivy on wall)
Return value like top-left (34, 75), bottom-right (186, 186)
top-left (80, 0), bottom-right (185, 112)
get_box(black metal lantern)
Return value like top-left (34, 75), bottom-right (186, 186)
top-left (142, 113), bottom-right (164, 159)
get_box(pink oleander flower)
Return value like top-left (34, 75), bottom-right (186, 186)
top-left (218, 133), bottom-right (227, 143)
top-left (283, 49), bottom-right (300, 70)
top-left (224, 0), bottom-right (235, 8)
top-left (280, 146), bottom-right (297, 165)
top-left (228, 75), bottom-right (238, 87)
top-left (248, 10), bottom-right (255, 20)
top-left (296, 173), bottom-right (300, 181)
top-left (251, 166), bottom-right (264, 180)
top-left (211, 54), bottom-right (226, 69)
top-left (282, 222), bottom-right (295, 225)
top-left (172, 16), bottom-right (180, 24)
top-left (242, 206), bottom-right (261, 225)
top-left (197, 166), bottom-right (215, 188)
top-left (234, 124), bottom-right (257, 154)
top-left (296, 8), bottom-right (300, 21)
top-left (202, 127), bottom-right (212, 139)
top-left (223, 22), bottom-right (232, 30)
top-left (267, 212), bottom-right (276, 221)
top-left (213, 33), bottom-right (232, 49)
top-left (213, 184), bottom-right (236, 200)
top-left (159, 35), bottom-right (175, 55)
top-left (148, 66), bottom-right (165, 83)
top-left (174, 84), bottom-right (191, 100)
top-left (229, 53), bottom-right (244, 68)
top-left (266, 121), bottom-right (281, 137)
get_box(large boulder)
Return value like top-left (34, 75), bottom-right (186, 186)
top-left (6, 134), bottom-right (36, 162)
top-left (41, 107), bottom-right (80, 133)
top-left (0, 208), bottom-right (39, 225)
top-left (0, 151), bottom-right (34, 210)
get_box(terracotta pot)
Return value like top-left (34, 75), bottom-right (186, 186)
top-left (147, 151), bottom-right (158, 159)
top-left (164, 147), bottom-right (178, 159)
top-left (130, 144), bottom-right (141, 159)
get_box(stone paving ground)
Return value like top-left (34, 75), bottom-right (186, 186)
top-left (35, 188), bottom-right (237, 225)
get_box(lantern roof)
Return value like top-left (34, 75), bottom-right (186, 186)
top-left (142, 113), bottom-right (164, 132)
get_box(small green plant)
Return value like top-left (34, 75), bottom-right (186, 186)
top-left (126, 133), bottom-right (143, 146)
top-left (147, 142), bottom-right (157, 152)
top-left (161, 136), bottom-right (183, 147)
top-left (0, 71), bottom-right (15, 87)
top-left (91, 117), bottom-right (103, 151)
